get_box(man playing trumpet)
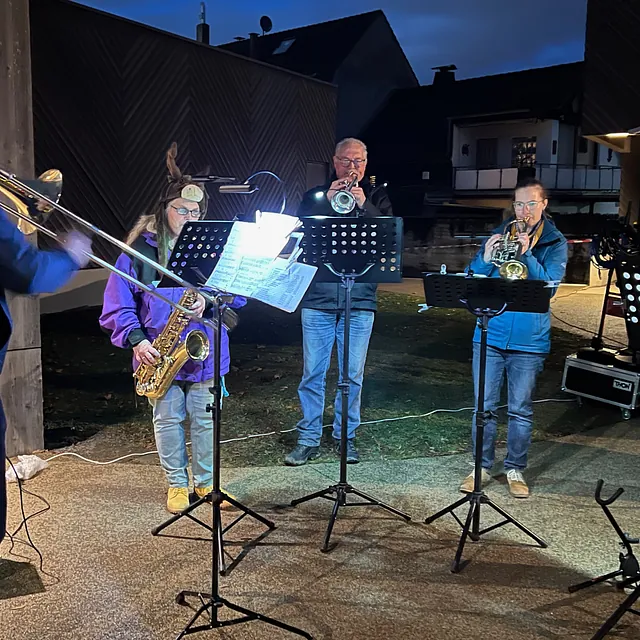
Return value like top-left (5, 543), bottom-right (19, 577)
top-left (284, 137), bottom-right (392, 467)
top-left (460, 178), bottom-right (567, 498)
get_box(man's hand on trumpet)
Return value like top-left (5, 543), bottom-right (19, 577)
top-left (350, 186), bottom-right (366, 207)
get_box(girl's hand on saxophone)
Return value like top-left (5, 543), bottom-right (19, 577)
top-left (189, 293), bottom-right (206, 318)
top-left (483, 234), bottom-right (502, 262)
top-left (134, 340), bottom-right (161, 365)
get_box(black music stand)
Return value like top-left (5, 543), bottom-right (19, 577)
top-left (154, 221), bottom-right (274, 577)
top-left (568, 480), bottom-right (640, 640)
top-left (290, 216), bottom-right (412, 552)
top-left (422, 273), bottom-right (549, 573)
top-left (157, 221), bottom-right (311, 638)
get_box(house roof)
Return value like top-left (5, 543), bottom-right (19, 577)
top-left (386, 61), bottom-right (583, 126)
top-left (217, 10), bottom-right (383, 82)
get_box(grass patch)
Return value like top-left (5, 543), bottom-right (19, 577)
top-left (41, 291), bottom-right (617, 467)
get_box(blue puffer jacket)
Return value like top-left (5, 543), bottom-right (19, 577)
top-left (467, 215), bottom-right (568, 354)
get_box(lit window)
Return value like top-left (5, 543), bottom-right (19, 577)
top-left (273, 38), bottom-right (295, 55)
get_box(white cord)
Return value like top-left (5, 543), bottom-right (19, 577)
top-left (42, 397), bottom-right (576, 466)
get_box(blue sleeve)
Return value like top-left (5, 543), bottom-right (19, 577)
top-left (521, 238), bottom-right (568, 297)
top-left (229, 295), bottom-right (247, 309)
top-left (0, 206), bottom-right (78, 294)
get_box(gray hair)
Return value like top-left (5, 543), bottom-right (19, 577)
top-left (335, 137), bottom-right (367, 157)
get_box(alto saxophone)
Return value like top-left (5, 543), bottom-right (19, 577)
top-left (133, 288), bottom-right (210, 399)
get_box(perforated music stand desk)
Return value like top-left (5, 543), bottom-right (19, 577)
top-left (292, 216), bottom-right (412, 553)
top-left (422, 272), bottom-right (550, 573)
top-left (158, 220), bottom-right (312, 639)
top-left (158, 220), bottom-right (234, 288)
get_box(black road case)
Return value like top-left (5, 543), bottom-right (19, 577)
top-left (562, 353), bottom-right (640, 420)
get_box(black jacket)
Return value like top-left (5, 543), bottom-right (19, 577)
top-left (296, 176), bottom-right (393, 312)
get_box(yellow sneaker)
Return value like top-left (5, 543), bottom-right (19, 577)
top-left (194, 486), bottom-right (236, 509)
top-left (167, 487), bottom-right (190, 513)
top-left (460, 468), bottom-right (491, 493)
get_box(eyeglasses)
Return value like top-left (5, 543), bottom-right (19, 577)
top-left (170, 205), bottom-right (201, 217)
top-left (335, 156), bottom-right (366, 168)
top-left (513, 200), bottom-right (544, 210)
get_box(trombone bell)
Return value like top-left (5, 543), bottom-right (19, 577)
top-left (0, 168), bottom-right (62, 234)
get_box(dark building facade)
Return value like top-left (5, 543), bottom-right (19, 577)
top-left (218, 11), bottom-right (418, 139)
top-left (30, 0), bottom-right (337, 259)
top-left (361, 63), bottom-right (599, 213)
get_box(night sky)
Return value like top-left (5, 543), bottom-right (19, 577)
top-left (77, 0), bottom-right (587, 84)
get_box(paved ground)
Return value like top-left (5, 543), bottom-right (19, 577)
top-left (4, 275), bottom-right (636, 639)
top-left (1, 420), bottom-right (639, 640)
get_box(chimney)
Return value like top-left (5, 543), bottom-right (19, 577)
top-left (249, 32), bottom-right (259, 59)
top-left (196, 2), bottom-right (210, 45)
top-left (432, 64), bottom-right (457, 86)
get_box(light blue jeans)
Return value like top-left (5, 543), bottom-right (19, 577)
top-left (296, 308), bottom-right (375, 447)
top-left (148, 378), bottom-right (228, 488)
top-left (471, 343), bottom-right (546, 471)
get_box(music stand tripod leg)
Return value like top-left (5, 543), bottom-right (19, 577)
top-left (290, 271), bottom-right (411, 553)
top-left (175, 299), bottom-right (312, 639)
top-left (423, 310), bottom-right (546, 572)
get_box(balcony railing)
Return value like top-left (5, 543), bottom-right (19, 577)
top-left (453, 164), bottom-right (621, 192)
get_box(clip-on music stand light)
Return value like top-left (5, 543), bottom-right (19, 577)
top-left (157, 220), bottom-right (312, 638)
top-left (422, 273), bottom-right (549, 573)
top-left (290, 216), bottom-right (412, 553)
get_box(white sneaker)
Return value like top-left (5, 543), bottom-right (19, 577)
top-left (506, 469), bottom-right (529, 498)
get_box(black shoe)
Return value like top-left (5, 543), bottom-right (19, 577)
top-left (333, 439), bottom-right (360, 464)
top-left (284, 444), bottom-right (321, 466)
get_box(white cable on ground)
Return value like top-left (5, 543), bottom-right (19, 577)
top-left (41, 397), bottom-right (577, 466)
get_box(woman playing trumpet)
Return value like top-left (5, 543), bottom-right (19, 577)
top-left (460, 178), bottom-right (567, 499)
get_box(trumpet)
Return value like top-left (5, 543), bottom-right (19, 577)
top-left (490, 217), bottom-right (529, 280)
top-left (0, 168), bottom-right (235, 332)
top-left (330, 171), bottom-right (358, 214)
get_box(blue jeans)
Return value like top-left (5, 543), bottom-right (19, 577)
top-left (297, 308), bottom-right (375, 447)
top-left (471, 343), bottom-right (545, 471)
top-left (148, 378), bottom-right (228, 488)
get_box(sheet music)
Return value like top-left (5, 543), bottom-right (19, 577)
top-left (204, 213), bottom-right (315, 312)
top-left (251, 258), bottom-right (317, 313)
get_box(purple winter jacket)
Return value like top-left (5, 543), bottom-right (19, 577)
top-left (99, 233), bottom-right (246, 381)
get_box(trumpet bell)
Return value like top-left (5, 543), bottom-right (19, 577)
top-left (330, 189), bottom-right (356, 214)
top-left (498, 260), bottom-right (528, 280)
top-left (0, 168), bottom-right (62, 234)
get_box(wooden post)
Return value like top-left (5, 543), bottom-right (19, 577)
top-left (0, 0), bottom-right (45, 456)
